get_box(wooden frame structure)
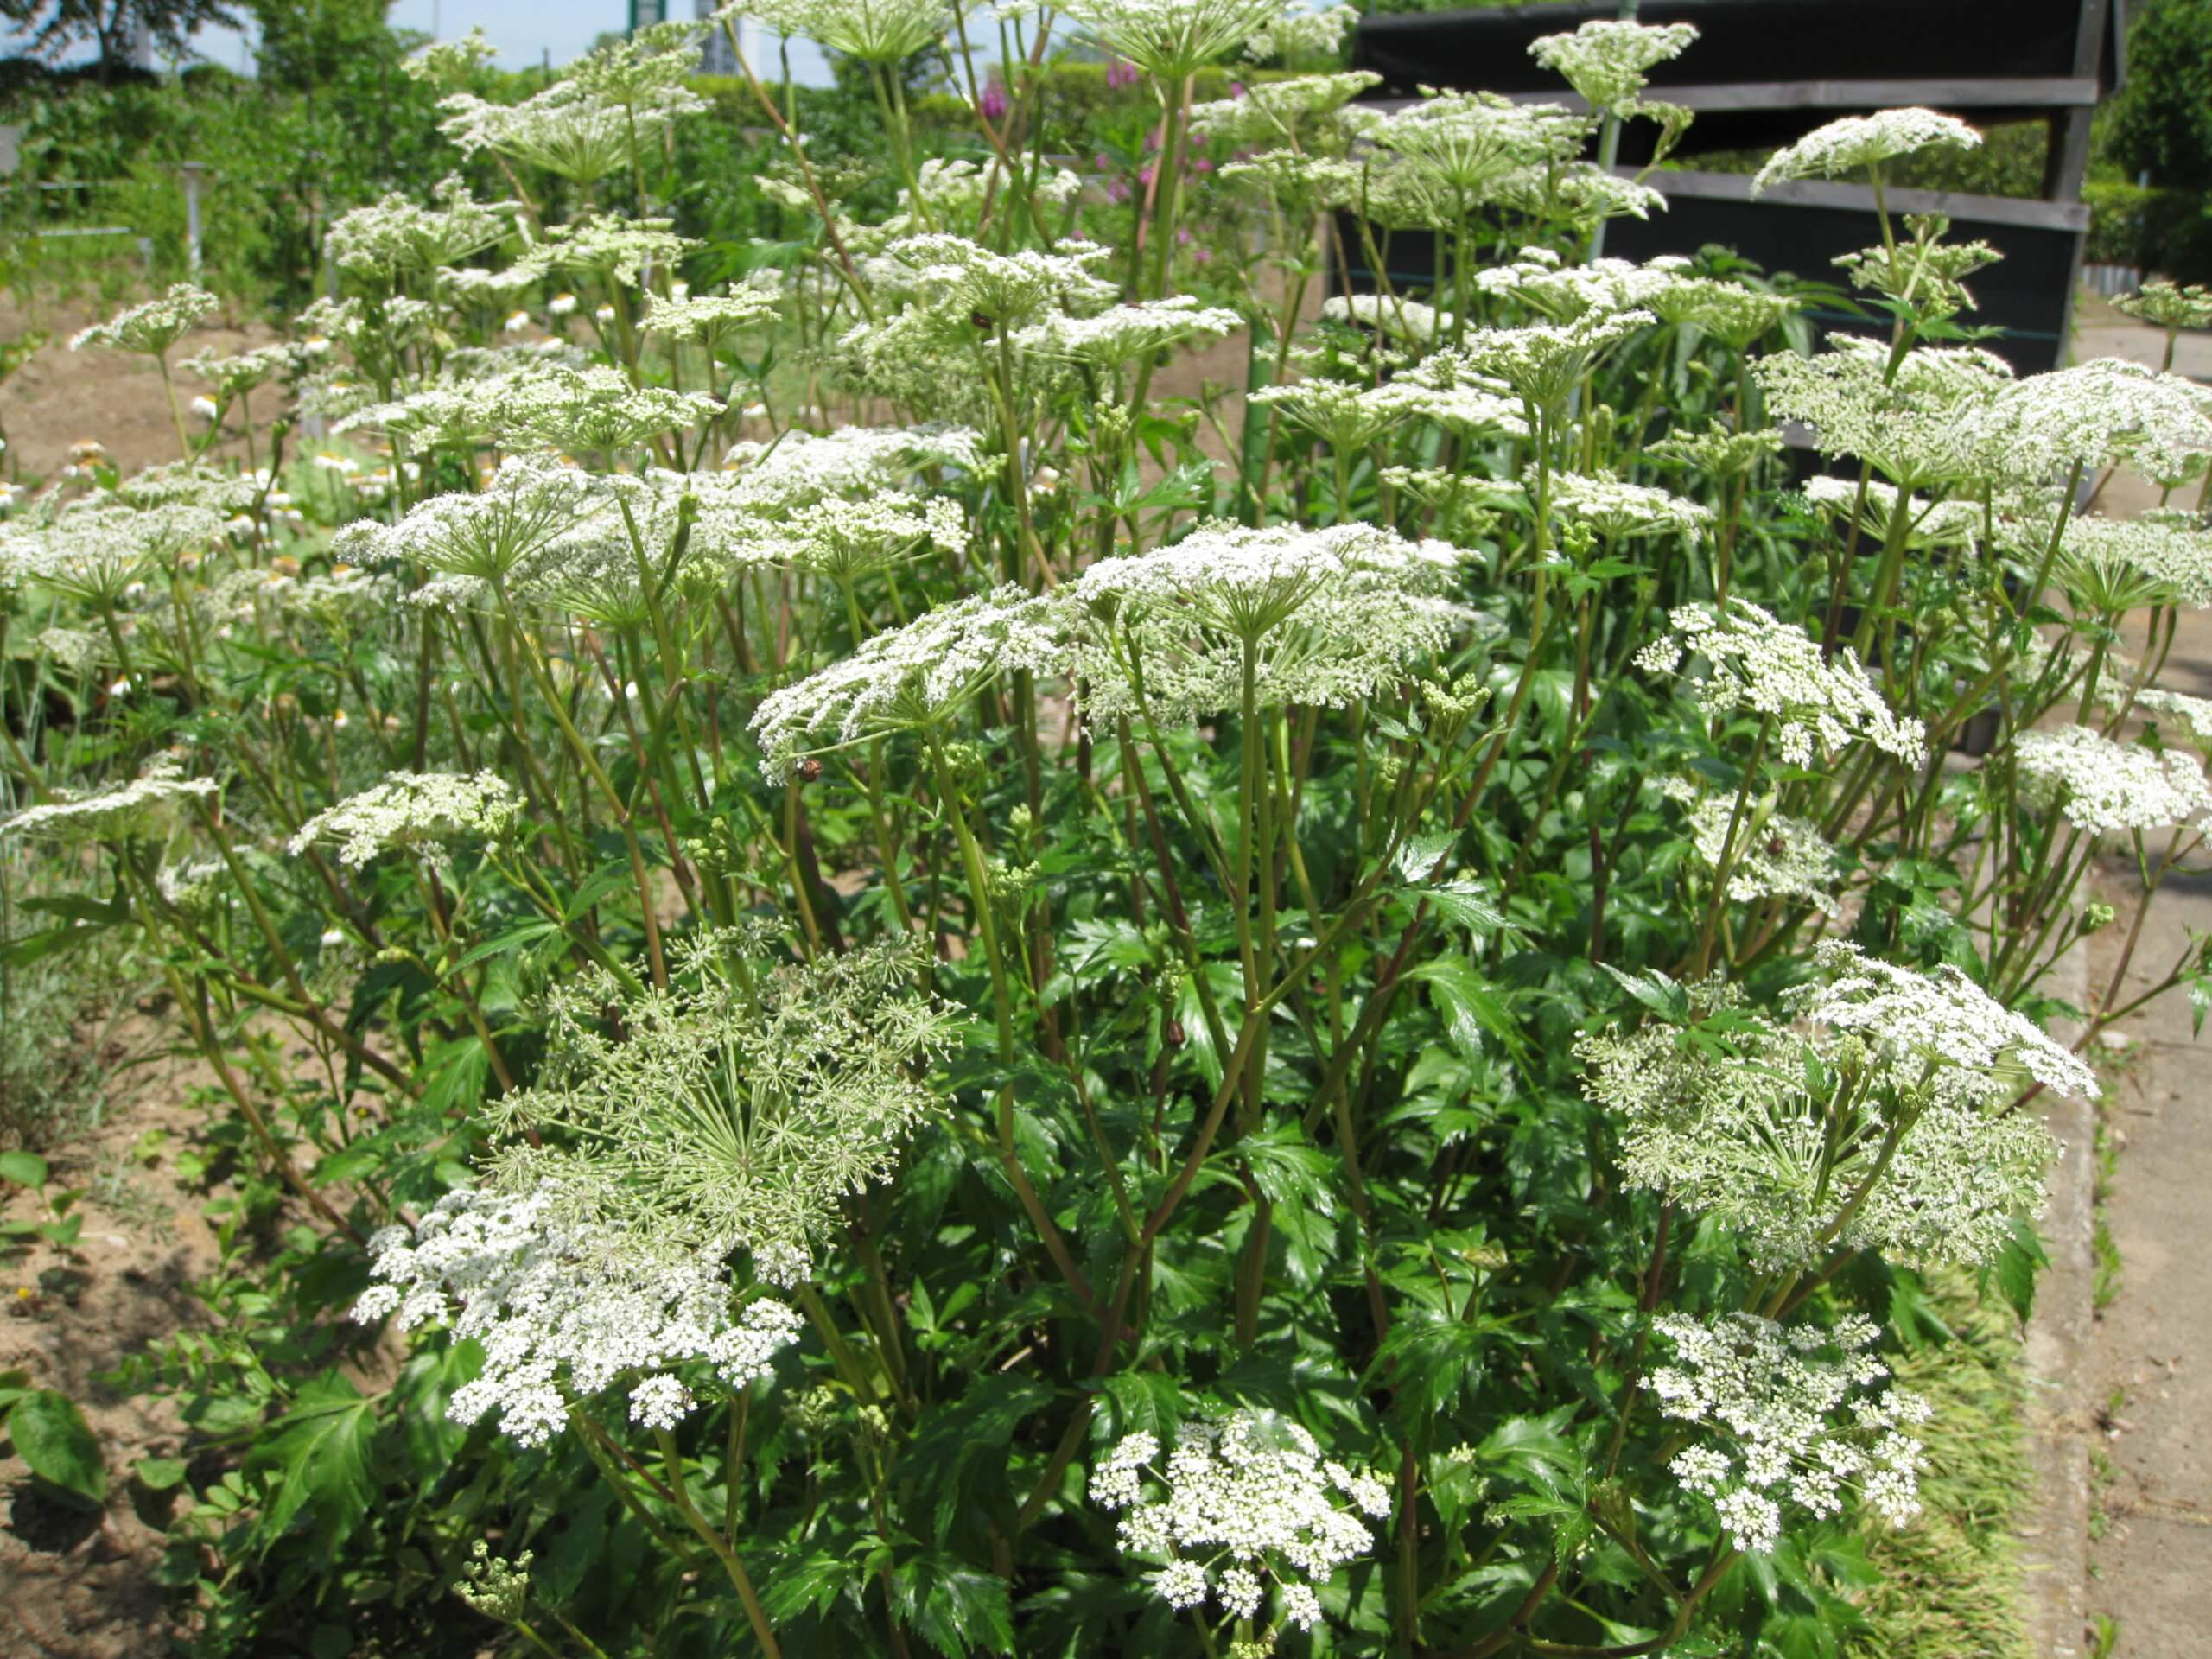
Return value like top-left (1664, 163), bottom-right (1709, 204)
top-left (1346, 0), bottom-right (2126, 371)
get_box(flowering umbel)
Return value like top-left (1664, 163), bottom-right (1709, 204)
top-left (1090, 1411), bottom-right (1389, 1646)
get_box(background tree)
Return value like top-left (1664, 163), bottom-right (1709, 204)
top-left (2106, 0), bottom-right (2212, 186)
top-left (0, 0), bottom-right (240, 78)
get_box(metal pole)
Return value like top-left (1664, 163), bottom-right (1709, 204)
top-left (179, 161), bottom-right (205, 275)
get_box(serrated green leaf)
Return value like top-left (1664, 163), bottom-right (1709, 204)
top-left (247, 1372), bottom-right (375, 1564)
top-left (1235, 1121), bottom-right (1337, 1216)
top-left (899, 1375), bottom-right (1051, 1541)
top-left (895, 1552), bottom-right (1014, 1658)
top-left (1599, 962), bottom-right (1689, 1022)
top-left (1985, 1215), bottom-right (2047, 1325)
top-left (1096, 1371), bottom-right (1184, 1444)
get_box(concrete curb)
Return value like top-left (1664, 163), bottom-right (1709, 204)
top-left (2019, 936), bottom-right (2094, 1659)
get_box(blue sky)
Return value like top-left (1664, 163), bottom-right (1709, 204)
top-left (33, 1), bottom-right (838, 83)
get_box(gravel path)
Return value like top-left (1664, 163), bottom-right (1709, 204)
top-left (2063, 296), bottom-right (2212, 1656)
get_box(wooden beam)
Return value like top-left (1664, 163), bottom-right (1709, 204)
top-left (1650, 168), bottom-right (2093, 233)
top-left (2050, 0), bottom-right (2113, 362)
top-left (1491, 77), bottom-right (2101, 115)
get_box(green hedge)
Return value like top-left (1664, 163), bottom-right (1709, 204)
top-left (2082, 178), bottom-right (2212, 281)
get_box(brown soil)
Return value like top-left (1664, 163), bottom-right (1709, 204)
top-left (0, 1021), bottom-right (226, 1659)
top-left (0, 294), bottom-right (284, 486)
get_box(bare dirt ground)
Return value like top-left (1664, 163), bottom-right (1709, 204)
top-left (1, 1023), bottom-right (225, 1659)
top-left (0, 289), bottom-right (273, 1659)
top-left (0, 293), bottom-right (283, 484)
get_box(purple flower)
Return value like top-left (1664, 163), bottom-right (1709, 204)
top-left (1096, 150), bottom-right (1113, 172)
top-left (1108, 58), bottom-right (1140, 91)
top-left (979, 82), bottom-right (1008, 123)
top-left (1229, 81), bottom-right (1245, 99)
top-left (1193, 156), bottom-right (1215, 174)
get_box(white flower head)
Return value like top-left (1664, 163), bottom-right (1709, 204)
top-left (354, 1184), bottom-right (802, 1447)
top-left (1651, 1312), bottom-right (1927, 1552)
top-left (722, 0), bottom-right (950, 61)
top-left (1419, 308), bottom-right (1655, 415)
top-left (1052, 0), bottom-right (1287, 79)
top-left (1545, 468), bottom-right (1712, 543)
top-left (1529, 19), bottom-right (1699, 114)
top-left (750, 586), bottom-right (1063, 779)
top-left (2013, 724), bottom-right (2212, 837)
top-left (0, 760), bottom-right (217, 844)
top-left (1681, 791), bottom-right (1837, 908)
top-left (1580, 975), bottom-right (2063, 1272)
top-left (1968, 358), bottom-right (2212, 487)
top-left (70, 283), bottom-right (219, 356)
top-left (1752, 108), bottom-right (1980, 194)
top-left (1755, 335), bottom-right (2014, 486)
top-left (1790, 938), bottom-right (2099, 1105)
top-left (1635, 600), bottom-right (1926, 769)
top-left (1065, 520), bottom-right (1475, 725)
top-left (334, 453), bottom-right (593, 582)
top-left (1090, 1410), bottom-right (1387, 1640)
top-left (288, 771), bottom-right (522, 868)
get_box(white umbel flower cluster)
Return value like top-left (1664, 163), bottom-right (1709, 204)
top-left (1801, 476), bottom-right (1981, 551)
top-left (1320, 293), bottom-right (1455, 346)
top-left (1065, 520), bottom-right (1473, 725)
top-left (1635, 601), bottom-right (1927, 768)
top-left (2012, 724), bottom-right (2212, 836)
top-left (750, 586), bottom-right (1060, 779)
top-left (1529, 19), bottom-right (1699, 114)
top-left (353, 1184), bottom-right (802, 1446)
top-left (1580, 982), bottom-right (2059, 1272)
top-left (719, 424), bottom-right (985, 507)
top-left (740, 491), bottom-right (970, 581)
top-left (1189, 71), bottom-right (1378, 147)
top-left (2133, 687), bottom-right (2212, 748)
top-left (1682, 792), bottom-right (1837, 908)
top-left (729, 0), bottom-right (949, 62)
top-left (1052, 0), bottom-right (1287, 78)
top-left (70, 283), bottom-right (219, 356)
top-left (1967, 358), bottom-right (2212, 486)
top-left (1651, 1313), bottom-right (1929, 1554)
top-left (1090, 1410), bottom-right (1389, 1640)
top-left (334, 453), bottom-right (591, 582)
top-left (1789, 938), bottom-right (2099, 1106)
top-left (1018, 297), bottom-right (1243, 369)
top-left (1425, 307), bottom-right (1655, 414)
top-left (1545, 468), bottom-right (1712, 543)
top-left (288, 771), bottom-right (522, 868)
top-left (0, 761), bottom-right (218, 844)
top-left (1751, 108), bottom-right (1980, 195)
top-left (1755, 336), bottom-right (2012, 487)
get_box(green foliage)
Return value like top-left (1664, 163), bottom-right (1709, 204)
top-left (2107, 0), bottom-right (2212, 186)
top-left (2083, 177), bottom-right (2212, 282)
top-left (0, 18), bottom-right (2188, 1659)
top-left (4, 1387), bottom-right (107, 1507)
top-left (1845, 1276), bottom-right (2036, 1659)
